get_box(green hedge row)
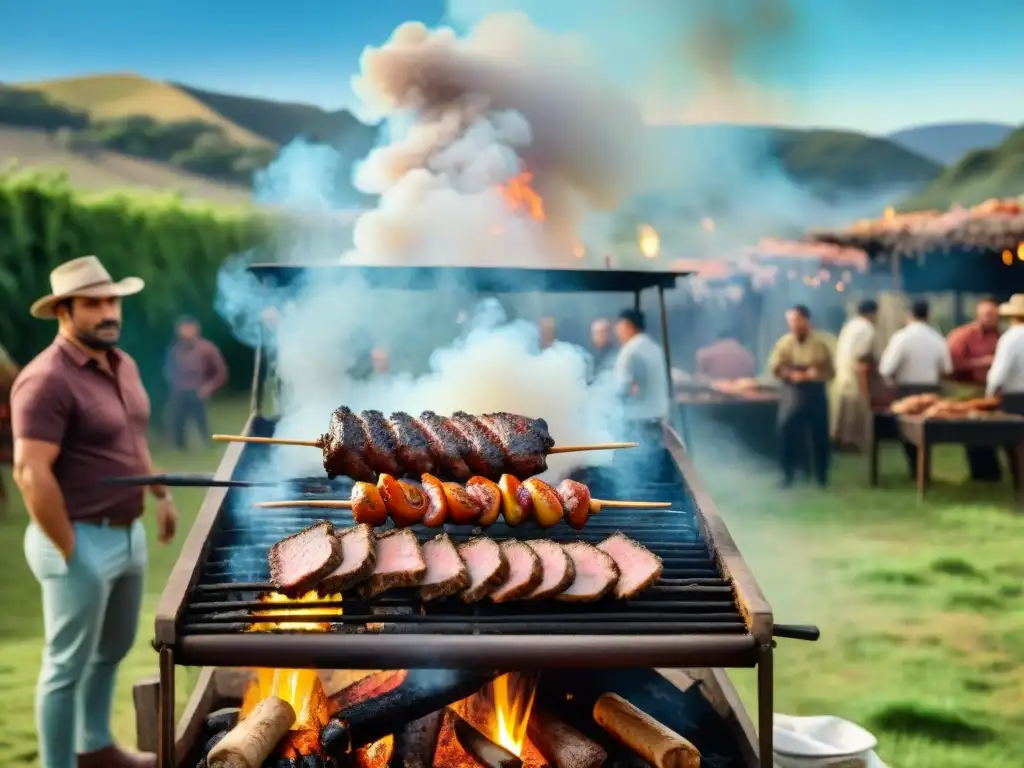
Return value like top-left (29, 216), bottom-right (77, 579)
top-left (0, 169), bottom-right (273, 402)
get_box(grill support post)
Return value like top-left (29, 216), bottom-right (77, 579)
top-left (158, 646), bottom-right (176, 768)
top-left (756, 643), bottom-right (773, 768)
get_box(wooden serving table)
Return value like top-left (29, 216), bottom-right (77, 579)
top-left (897, 413), bottom-right (1024, 505)
top-left (868, 409), bottom-right (902, 486)
top-left (674, 388), bottom-right (780, 462)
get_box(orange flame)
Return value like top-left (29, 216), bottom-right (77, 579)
top-left (356, 735), bottom-right (395, 767)
top-left (241, 669), bottom-right (327, 730)
top-left (489, 673), bottom-right (539, 756)
top-left (1018, 241), bottom-right (1024, 261)
top-left (249, 590), bottom-right (342, 633)
top-left (499, 171), bottom-right (545, 220)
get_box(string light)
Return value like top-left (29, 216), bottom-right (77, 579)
top-left (1002, 250), bottom-right (1014, 266)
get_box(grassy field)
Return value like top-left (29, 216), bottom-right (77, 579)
top-left (0, 398), bottom-right (1022, 766)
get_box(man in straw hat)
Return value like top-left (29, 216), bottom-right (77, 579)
top-left (11, 255), bottom-right (178, 768)
top-left (986, 294), bottom-right (1024, 413)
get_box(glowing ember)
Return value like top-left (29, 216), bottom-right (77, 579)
top-left (249, 590), bottom-right (342, 632)
top-left (499, 171), bottom-right (545, 220)
top-left (356, 734), bottom-right (394, 767)
top-left (638, 224), bottom-right (660, 258)
top-left (490, 673), bottom-right (539, 756)
top-left (1003, 249), bottom-right (1014, 266)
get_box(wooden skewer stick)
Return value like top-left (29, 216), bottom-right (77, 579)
top-left (254, 498), bottom-right (672, 511)
top-left (211, 434), bottom-right (639, 453)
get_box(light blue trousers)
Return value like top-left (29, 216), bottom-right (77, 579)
top-left (24, 520), bottom-right (147, 768)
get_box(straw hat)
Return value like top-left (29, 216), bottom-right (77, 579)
top-left (31, 256), bottom-right (144, 319)
top-left (998, 294), bottom-right (1024, 318)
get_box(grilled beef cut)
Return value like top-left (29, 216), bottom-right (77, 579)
top-left (360, 410), bottom-right (401, 476)
top-left (322, 406), bottom-right (375, 481)
top-left (557, 542), bottom-right (620, 602)
top-left (457, 538), bottom-right (509, 603)
top-left (357, 529), bottom-right (426, 598)
top-left (523, 539), bottom-right (576, 600)
top-left (418, 533), bottom-right (470, 602)
top-left (269, 521), bottom-right (343, 596)
top-left (415, 411), bottom-right (473, 480)
top-left (450, 412), bottom-right (506, 478)
top-left (490, 540), bottom-right (542, 602)
top-left (389, 412), bottom-right (435, 476)
top-left (482, 412), bottom-right (550, 476)
top-left (319, 524), bottom-right (376, 594)
top-left (597, 532), bottom-right (663, 599)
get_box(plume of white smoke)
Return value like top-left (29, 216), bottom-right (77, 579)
top-left (218, 13), bottom-right (637, 482)
top-left (347, 13), bottom-right (645, 264)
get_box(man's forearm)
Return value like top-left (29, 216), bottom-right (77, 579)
top-left (15, 465), bottom-right (75, 557)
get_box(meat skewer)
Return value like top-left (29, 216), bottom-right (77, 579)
top-left (252, 474), bottom-right (670, 529)
top-left (211, 409), bottom-right (639, 482)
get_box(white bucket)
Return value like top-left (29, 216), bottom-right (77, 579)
top-left (773, 714), bottom-right (886, 768)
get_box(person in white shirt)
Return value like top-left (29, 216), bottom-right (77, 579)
top-left (831, 299), bottom-right (878, 452)
top-left (878, 300), bottom-right (952, 477)
top-left (986, 294), bottom-right (1024, 411)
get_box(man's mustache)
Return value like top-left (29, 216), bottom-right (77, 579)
top-left (95, 321), bottom-right (121, 331)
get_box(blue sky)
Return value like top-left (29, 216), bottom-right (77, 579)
top-left (0, 0), bottom-right (1021, 134)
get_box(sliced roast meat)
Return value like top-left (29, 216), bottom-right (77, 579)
top-left (357, 529), bottom-right (426, 599)
top-left (523, 539), bottom-right (576, 600)
top-left (597, 532), bottom-right (664, 599)
top-left (457, 538), bottom-right (509, 603)
top-left (418, 534), bottom-right (470, 602)
top-left (389, 411), bottom-right (435, 477)
top-left (449, 412), bottom-right (506, 478)
top-left (359, 409), bottom-right (402, 476)
top-left (268, 521), bottom-right (343, 596)
top-left (490, 540), bottom-right (542, 603)
top-left (319, 524), bottom-right (376, 594)
top-left (556, 542), bottom-right (620, 603)
top-left (321, 406), bottom-right (375, 481)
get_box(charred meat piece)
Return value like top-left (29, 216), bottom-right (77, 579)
top-left (321, 406), bottom-right (375, 481)
top-left (357, 529), bottom-right (426, 599)
top-left (482, 413), bottom-right (549, 477)
top-left (490, 540), bottom-right (542, 603)
top-left (556, 542), bottom-right (620, 603)
top-left (269, 521), bottom-right (343, 596)
top-left (418, 534), bottom-right (470, 602)
top-left (488, 412), bottom-right (555, 450)
top-left (449, 412), bottom-right (506, 478)
top-left (415, 411), bottom-right (473, 480)
top-left (360, 410), bottom-right (401, 476)
top-left (389, 412), bottom-right (435, 476)
top-left (597, 533), bottom-right (664, 599)
top-left (457, 538), bottom-right (509, 603)
top-left (523, 539), bottom-right (576, 600)
top-left (319, 524), bottom-right (376, 594)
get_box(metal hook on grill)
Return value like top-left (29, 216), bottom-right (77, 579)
top-left (772, 624), bottom-right (820, 642)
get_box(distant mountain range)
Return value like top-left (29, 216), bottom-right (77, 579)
top-left (888, 122), bottom-right (1016, 165)
top-left (0, 73), bottom-right (1020, 219)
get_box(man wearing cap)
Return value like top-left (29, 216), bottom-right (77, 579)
top-left (831, 299), bottom-right (878, 452)
top-left (986, 295), bottom-right (1024, 413)
top-left (768, 305), bottom-right (835, 487)
top-left (164, 315), bottom-right (228, 450)
top-left (11, 256), bottom-right (178, 768)
top-left (948, 297), bottom-right (1003, 480)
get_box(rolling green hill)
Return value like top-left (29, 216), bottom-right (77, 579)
top-left (900, 126), bottom-right (1024, 210)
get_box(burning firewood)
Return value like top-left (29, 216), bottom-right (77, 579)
top-left (593, 693), bottom-right (699, 768)
top-left (207, 696), bottom-right (297, 768)
top-left (526, 706), bottom-right (607, 768)
top-left (320, 669), bottom-right (500, 761)
top-left (449, 707), bottom-right (523, 768)
top-left (388, 710), bottom-right (444, 768)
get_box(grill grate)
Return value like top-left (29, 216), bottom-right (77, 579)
top-left (178, 458), bottom-right (748, 640)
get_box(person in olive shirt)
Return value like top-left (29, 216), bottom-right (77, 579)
top-left (769, 305), bottom-right (835, 488)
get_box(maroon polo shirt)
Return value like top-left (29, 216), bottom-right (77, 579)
top-left (11, 335), bottom-right (150, 524)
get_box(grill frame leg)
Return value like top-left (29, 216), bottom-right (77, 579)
top-left (757, 643), bottom-right (773, 768)
top-left (158, 646), bottom-right (176, 768)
